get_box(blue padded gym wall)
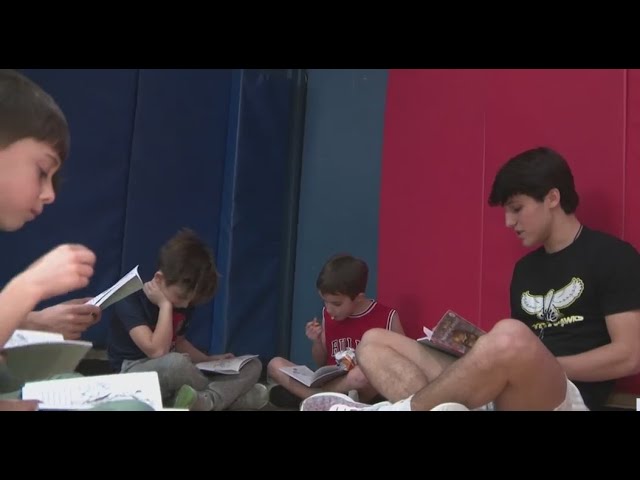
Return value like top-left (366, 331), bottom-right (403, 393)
top-left (212, 70), bottom-right (302, 361)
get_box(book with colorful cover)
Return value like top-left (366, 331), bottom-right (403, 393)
top-left (417, 310), bottom-right (485, 357)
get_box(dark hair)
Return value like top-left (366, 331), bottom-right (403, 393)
top-left (0, 70), bottom-right (70, 193)
top-left (0, 70), bottom-right (69, 163)
top-left (488, 147), bottom-right (579, 213)
top-left (158, 228), bottom-right (219, 305)
top-left (316, 254), bottom-right (368, 300)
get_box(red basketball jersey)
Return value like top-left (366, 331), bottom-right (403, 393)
top-left (323, 300), bottom-right (397, 365)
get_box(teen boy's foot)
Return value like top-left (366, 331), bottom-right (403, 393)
top-left (300, 392), bottom-right (470, 411)
top-left (173, 385), bottom-right (214, 411)
top-left (300, 392), bottom-right (381, 411)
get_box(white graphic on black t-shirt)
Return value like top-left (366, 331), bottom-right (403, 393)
top-left (521, 277), bottom-right (584, 323)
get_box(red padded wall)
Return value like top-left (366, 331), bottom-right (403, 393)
top-left (379, 69), bottom-right (640, 393)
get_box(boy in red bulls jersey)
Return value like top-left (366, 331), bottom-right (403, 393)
top-left (267, 254), bottom-right (405, 407)
top-left (108, 229), bottom-right (268, 411)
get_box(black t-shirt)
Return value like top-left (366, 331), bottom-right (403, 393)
top-left (510, 226), bottom-right (640, 410)
top-left (107, 290), bottom-right (192, 371)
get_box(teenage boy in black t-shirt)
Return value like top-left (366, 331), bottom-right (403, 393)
top-left (302, 147), bottom-right (640, 412)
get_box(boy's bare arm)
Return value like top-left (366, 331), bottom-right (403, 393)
top-left (21, 298), bottom-right (101, 339)
top-left (128, 302), bottom-right (174, 358)
top-left (311, 332), bottom-right (327, 368)
top-left (558, 309), bottom-right (640, 381)
top-left (0, 276), bottom-right (41, 347)
top-left (305, 317), bottom-right (327, 367)
top-left (0, 244), bottom-right (95, 347)
top-left (174, 336), bottom-right (234, 363)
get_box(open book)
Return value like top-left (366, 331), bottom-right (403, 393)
top-left (21, 371), bottom-right (164, 411)
top-left (417, 310), bottom-right (486, 357)
top-left (86, 265), bottom-right (143, 309)
top-left (2, 329), bottom-right (93, 383)
top-left (279, 364), bottom-right (347, 388)
top-left (196, 354), bottom-right (259, 375)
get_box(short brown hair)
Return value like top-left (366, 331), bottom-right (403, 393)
top-left (316, 254), bottom-right (368, 300)
top-left (0, 69), bottom-right (70, 164)
top-left (158, 228), bottom-right (219, 305)
top-left (0, 70), bottom-right (70, 193)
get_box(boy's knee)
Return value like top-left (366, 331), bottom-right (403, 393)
top-left (251, 357), bottom-right (263, 371)
top-left (242, 358), bottom-right (262, 383)
top-left (163, 352), bottom-right (193, 373)
top-left (481, 319), bottom-right (539, 363)
top-left (267, 357), bottom-right (285, 376)
top-left (360, 328), bottom-right (389, 347)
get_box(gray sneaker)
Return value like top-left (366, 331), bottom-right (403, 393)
top-left (229, 383), bottom-right (269, 410)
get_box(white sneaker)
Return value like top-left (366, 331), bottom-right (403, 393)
top-left (430, 402), bottom-right (470, 411)
top-left (300, 392), bottom-right (471, 411)
top-left (300, 392), bottom-right (396, 411)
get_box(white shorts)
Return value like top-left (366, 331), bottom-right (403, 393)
top-left (554, 379), bottom-right (589, 411)
top-left (475, 378), bottom-right (589, 411)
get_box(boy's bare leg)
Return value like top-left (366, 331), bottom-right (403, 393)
top-left (267, 357), bottom-right (322, 399)
top-left (408, 320), bottom-right (566, 410)
top-left (322, 366), bottom-right (378, 401)
top-left (356, 328), bottom-right (456, 402)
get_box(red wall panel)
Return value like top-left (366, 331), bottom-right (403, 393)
top-left (380, 69), bottom-right (640, 394)
top-left (378, 70), bottom-right (485, 340)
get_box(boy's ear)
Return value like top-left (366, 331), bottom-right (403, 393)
top-left (355, 292), bottom-right (366, 301)
top-left (154, 271), bottom-right (165, 285)
top-left (545, 188), bottom-right (561, 209)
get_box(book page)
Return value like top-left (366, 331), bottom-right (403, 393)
top-left (86, 265), bottom-right (143, 309)
top-left (22, 371), bottom-right (163, 411)
top-left (3, 330), bottom-right (65, 349)
top-left (196, 354), bottom-right (258, 373)
top-left (5, 341), bottom-right (93, 383)
top-left (280, 364), bottom-right (346, 387)
top-left (315, 365), bottom-right (343, 378)
top-left (421, 326), bottom-right (434, 340)
top-left (279, 365), bottom-right (315, 385)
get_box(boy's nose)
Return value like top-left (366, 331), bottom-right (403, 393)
top-left (505, 213), bottom-right (516, 228)
top-left (41, 183), bottom-right (56, 205)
